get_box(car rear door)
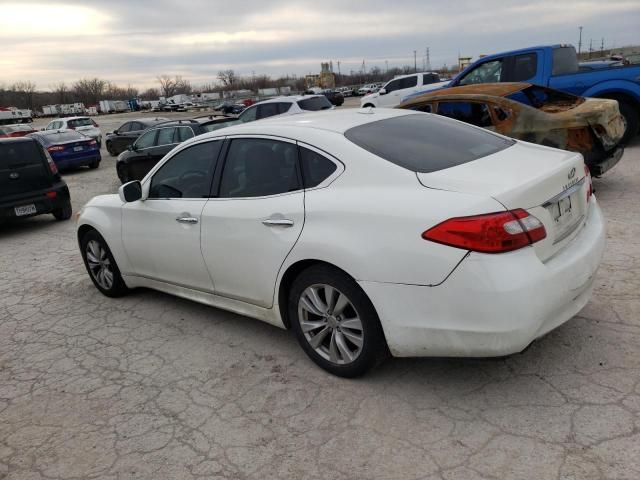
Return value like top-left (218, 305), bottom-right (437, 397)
top-left (121, 140), bottom-right (222, 290)
top-left (200, 136), bottom-right (305, 308)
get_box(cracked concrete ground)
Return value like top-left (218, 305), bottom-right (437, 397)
top-left (1, 111), bottom-right (639, 480)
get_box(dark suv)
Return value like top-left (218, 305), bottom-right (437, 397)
top-left (116, 119), bottom-right (208, 183)
top-left (1, 137), bottom-right (72, 222)
top-left (105, 117), bottom-right (168, 156)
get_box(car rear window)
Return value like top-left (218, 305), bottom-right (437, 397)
top-left (552, 47), bottom-right (579, 76)
top-left (344, 114), bottom-right (514, 173)
top-left (68, 118), bottom-right (93, 128)
top-left (0, 141), bottom-right (43, 167)
top-left (297, 96), bottom-right (332, 111)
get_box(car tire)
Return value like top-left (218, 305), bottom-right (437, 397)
top-left (80, 229), bottom-right (128, 297)
top-left (106, 141), bottom-right (116, 156)
top-left (288, 265), bottom-right (388, 377)
top-left (89, 158), bottom-right (100, 169)
top-left (618, 101), bottom-right (639, 144)
top-left (52, 199), bottom-right (72, 221)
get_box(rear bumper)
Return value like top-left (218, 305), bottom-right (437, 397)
top-left (0, 181), bottom-right (69, 219)
top-left (359, 198), bottom-right (606, 358)
top-left (54, 152), bottom-right (101, 170)
top-left (587, 146), bottom-right (624, 177)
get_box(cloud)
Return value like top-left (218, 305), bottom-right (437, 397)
top-left (1, 0), bottom-right (638, 89)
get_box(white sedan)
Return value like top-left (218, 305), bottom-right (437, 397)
top-left (76, 109), bottom-right (605, 377)
top-left (45, 116), bottom-right (102, 145)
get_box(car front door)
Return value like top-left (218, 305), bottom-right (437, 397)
top-left (113, 122), bottom-right (133, 152)
top-left (121, 140), bottom-right (223, 291)
top-left (200, 136), bottom-right (305, 308)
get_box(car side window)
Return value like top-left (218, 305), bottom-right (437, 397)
top-left (410, 103), bottom-right (432, 113)
top-left (239, 106), bottom-right (257, 123)
top-left (300, 146), bottom-right (337, 188)
top-left (118, 123), bottom-right (132, 133)
top-left (422, 73), bottom-right (439, 85)
top-left (129, 122), bottom-right (143, 132)
top-left (134, 130), bottom-right (157, 149)
top-left (177, 126), bottom-right (195, 142)
top-left (400, 76), bottom-right (418, 89)
top-left (218, 138), bottom-right (300, 198)
top-left (509, 53), bottom-right (538, 82)
top-left (256, 103), bottom-right (280, 120)
top-left (278, 102), bottom-right (292, 114)
top-left (436, 101), bottom-right (493, 128)
top-left (385, 79), bottom-right (402, 93)
top-left (156, 127), bottom-right (177, 146)
top-left (458, 59), bottom-right (503, 86)
top-left (149, 141), bottom-right (222, 199)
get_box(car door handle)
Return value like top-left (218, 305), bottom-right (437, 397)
top-left (176, 216), bottom-right (198, 224)
top-left (262, 218), bottom-right (294, 227)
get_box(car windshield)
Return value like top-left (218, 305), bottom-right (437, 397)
top-left (507, 85), bottom-right (583, 112)
top-left (297, 96), bottom-right (332, 111)
top-left (68, 118), bottom-right (93, 128)
top-left (345, 114), bottom-right (514, 173)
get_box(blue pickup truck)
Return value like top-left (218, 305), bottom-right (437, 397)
top-left (427, 45), bottom-right (640, 142)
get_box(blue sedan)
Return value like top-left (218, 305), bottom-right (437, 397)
top-left (29, 130), bottom-right (101, 170)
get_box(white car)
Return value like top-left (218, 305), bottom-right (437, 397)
top-left (77, 109), bottom-right (605, 377)
top-left (236, 95), bottom-right (333, 123)
top-left (45, 116), bottom-right (102, 146)
top-left (360, 72), bottom-right (444, 108)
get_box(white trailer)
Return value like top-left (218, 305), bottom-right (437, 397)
top-left (0, 107), bottom-right (33, 125)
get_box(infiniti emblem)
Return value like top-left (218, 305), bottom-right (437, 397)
top-left (568, 167), bottom-right (576, 180)
top-left (9, 172), bottom-right (19, 179)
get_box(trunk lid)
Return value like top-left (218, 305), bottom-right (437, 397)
top-left (417, 141), bottom-right (591, 261)
top-left (0, 140), bottom-right (51, 196)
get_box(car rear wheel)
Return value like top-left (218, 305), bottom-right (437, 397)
top-left (106, 141), bottom-right (116, 156)
top-left (117, 164), bottom-right (129, 184)
top-left (89, 158), bottom-right (100, 169)
top-left (289, 265), bottom-right (387, 377)
top-left (80, 230), bottom-right (128, 297)
top-left (618, 101), bottom-right (639, 144)
top-left (52, 199), bottom-right (72, 221)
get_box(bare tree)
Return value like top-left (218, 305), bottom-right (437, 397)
top-left (174, 76), bottom-right (192, 95)
top-left (51, 82), bottom-right (68, 104)
top-left (157, 75), bottom-right (177, 97)
top-left (12, 81), bottom-right (37, 110)
top-left (217, 70), bottom-right (237, 88)
top-left (140, 87), bottom-right (159, 100)
top-left (72, 78), bottom-right (106, 105)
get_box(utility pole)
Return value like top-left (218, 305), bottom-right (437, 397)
top-left (589, 39), bottom-right (593, 59)
top-left (601, 38), bottom-right (604, 56)
top-left (578, 26), bottom-right (583, 56)
top-left (414, 50), bottom-right (417, 73)
top-left (385, 60), bottom-right (388, 74)
top-left (426, 47), bottom-right (431, 71)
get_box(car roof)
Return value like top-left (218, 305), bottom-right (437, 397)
top-left (0, 137), bottom-right (37, 145)
top-left (36, 129), bottom-right (79, 136)
top-left (406, 82), bottom-right (530, 102)
top-left (254, 95), bottom-right (322, 105)
top-left (199, 108), bottom-right (416, 138)
top-left (55, 116), bottom-right (90, 121)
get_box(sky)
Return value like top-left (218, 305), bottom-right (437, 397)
top-left (1, 0), bottom-right (639, 91)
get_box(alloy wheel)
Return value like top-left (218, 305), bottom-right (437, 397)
top-left (298, 284), bottom-right (364, 365)
top-left (86, 240), bottom-right (114, 290)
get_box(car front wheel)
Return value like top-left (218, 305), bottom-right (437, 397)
top-left (80, 230), bottom-right (128, 297)
top-left (289, 265), bottom-right (387, 377)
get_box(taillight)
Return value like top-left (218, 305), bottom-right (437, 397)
top-left (88, 139), bottom-right (97, 146)
top-left (422, 209), bottom-right (546, 254)
top-left (47, 145), bottom-right (64, 152)
top-left (584, 164), bottom-right (593, 202)
top-left (9, 131), bottom-right (24, 137)
top-left (45, 153), bottom-right (58, 175)
top-left (46, 191), bottom-right (57, 199)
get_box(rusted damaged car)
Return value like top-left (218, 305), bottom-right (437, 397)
top-left (399, 82), bottom-right (626, 176)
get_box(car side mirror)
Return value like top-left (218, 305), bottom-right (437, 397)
top-left (119, 180), bottom-right (142, 203)
top-left (129, 144), bottom-right (138, 151)
top-left (113, 130), bottom-right (119, 135)
top-left (379, 88), bottom-right (387, 95)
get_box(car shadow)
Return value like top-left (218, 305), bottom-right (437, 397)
top-left (0, 215), bottom-right (63, 238)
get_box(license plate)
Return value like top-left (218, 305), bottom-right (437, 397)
top-left (547, 193), bottom-right (578, 242)
top-left (73, 146), bottom-right (83, 151)
top-left (14, 204), bottom-right (37, 216)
